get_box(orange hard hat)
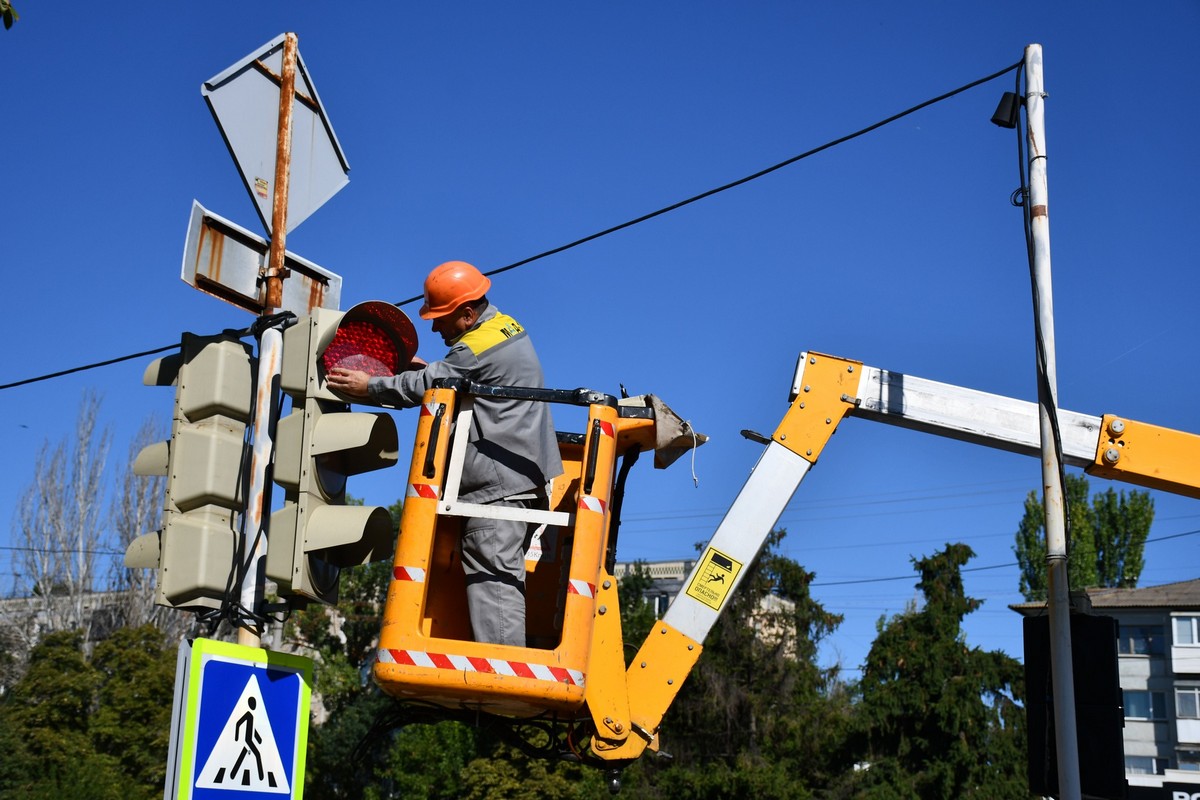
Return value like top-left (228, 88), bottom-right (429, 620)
top-left (418, 260), bottom-right (492, 319)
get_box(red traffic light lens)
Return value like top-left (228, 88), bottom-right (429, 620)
top-left (321, 301), bottom-right (419, 378)
top-left (323, 321), bottom-right (399, 376)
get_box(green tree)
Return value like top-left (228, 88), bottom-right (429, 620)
top-left (0, 631), bottom-right (126, 799)
top-left (89, 625), bottom-right (178, 795)
top-left (839, 543), bottom-right (1028, 800)
top-left (455, 736), bottom-right (606, 800)
top-left (1014, 474), bottom-right (1154, 601)
top-left (616, 560), bottom-right (658, 666)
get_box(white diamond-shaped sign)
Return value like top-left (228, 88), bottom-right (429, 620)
top-left (202, 33), bottom-right (349, 236)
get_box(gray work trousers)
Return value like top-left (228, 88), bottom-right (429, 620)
top-left (461, 496), bottom-right (535, 647)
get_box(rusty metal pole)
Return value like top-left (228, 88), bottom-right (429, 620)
top-left (1026, 43), bottom-right (1081, 800)
top-left (266, 32), bottom-right (297, 310)
top-left (238, 32), bottom-right (298, 648)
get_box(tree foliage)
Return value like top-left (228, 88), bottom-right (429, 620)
top-left (89, 625), bottom-right (179, 792)
top-left (109, 415), bottom-right (188, 638)
top-left (840, 543), bottom-right (1028, 799)
top-left (2, 397), bottom-right (183, 691)
top-left (616, 560), bottom-right (658, 666)
top-left (1014, 473), bottom-right (1153, 601)
top-left (1, 0), bottom-right (17, 30)
top-left (9, 392), bottom-right (111, 646)
top-left (0, 625), bottom-right (176, 800)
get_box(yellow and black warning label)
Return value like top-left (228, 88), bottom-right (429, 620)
top-left (685, 547), bottom-right (743, 611)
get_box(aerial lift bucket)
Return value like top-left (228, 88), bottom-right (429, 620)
top-left (374, 383), bottom-right (639, 717)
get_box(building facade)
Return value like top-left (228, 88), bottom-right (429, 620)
top-left (612, 558), bottom-right (695, 617)
top-left (1015, 579), bottom-right (1200, 799)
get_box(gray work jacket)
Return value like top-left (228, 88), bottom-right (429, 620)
top-left (367, 303), bottom-right (564, 504)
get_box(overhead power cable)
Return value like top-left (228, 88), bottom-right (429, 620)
top-left (807, 527), bottom-right (1200, 588)
top-left (2, 60), bottom-right (1021, 392)
top-left (0, 343), bottom-right (182, 391)
top-left (6, 526), bottom-right (1198, 586)
top-left (395, 58), bottom-right (1023, 305)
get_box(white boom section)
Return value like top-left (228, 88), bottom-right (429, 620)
top-left (663, 442), bottom-right (812, 642)
top-left (661, 352), bottom-right (1106, 648)
top-left (850, 363), bottom-right (1103, 467)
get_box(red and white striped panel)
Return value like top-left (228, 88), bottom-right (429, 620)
top-left (393, 565), bottom-right (426, 583)
top-left (578, 495), bottom-right (606, 514)
top-left (598, 419), bottom-right (615, 439)
top-left (378, 648), bottom-right (585, 687)
top-left (420, 401), bottom-right (439, 417)
top-left (407, 483), bottom-right (439, 500)
top-left (566, 579), bottom-right (596, 598)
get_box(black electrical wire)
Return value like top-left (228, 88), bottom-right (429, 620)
top-left (0, 56), bottom-right (1025, 396)
top-left (392, 59), bottom-right (1024, 307)
top-left (0, 343), bottom-right (182, 391)
top-left (6, 524), bottom-right (1197, 595)
top-left (0, 323), bottom-right (257, 391)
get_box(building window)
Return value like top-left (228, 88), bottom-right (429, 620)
top-left (1125, 755), bottom-right (1168, 775)
top-left (1119, 624), bottom-right (1165, 655)
top-left (1179, 751), bottom-right (1200, 771)
top-left (1176, 616), bottom-right (1200, 646)
top-left (1178, 687), bottom-right (1200, 719)
top-left (1124, 690), bottom-right (1167, 720)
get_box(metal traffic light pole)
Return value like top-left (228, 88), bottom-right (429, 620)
top-left (1025, 44), bottom-right (1081, 800)
top-left (238, 32), bottom-right (299, 648)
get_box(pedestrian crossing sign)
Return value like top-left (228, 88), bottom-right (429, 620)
top-left (166, 638), bottom-right (314, 800)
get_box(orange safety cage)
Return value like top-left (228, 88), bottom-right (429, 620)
top-left (373, 380), bottom-right (659, 718)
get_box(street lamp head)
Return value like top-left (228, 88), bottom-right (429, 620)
top-left (991, 92), bottom-right (1022, 129)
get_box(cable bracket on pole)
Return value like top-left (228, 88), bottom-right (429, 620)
top-left (249, 310), bottom-right (298, 338)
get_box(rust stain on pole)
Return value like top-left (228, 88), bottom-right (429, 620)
top-left (265, 32), bottom-right (298, 314)
top-left (1031, 205), bottom-right (1048, 218)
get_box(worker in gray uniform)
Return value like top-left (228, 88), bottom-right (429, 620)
top-left (327, 260), bottom-right (563, 647)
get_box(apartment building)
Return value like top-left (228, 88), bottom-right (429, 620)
top-left (612, 558), bottom-right (696, 617)
top-left (1014, 579), bottom-right (1200, 799)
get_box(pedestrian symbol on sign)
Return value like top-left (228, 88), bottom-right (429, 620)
top-left (196, 674), bottom-right (290, 793)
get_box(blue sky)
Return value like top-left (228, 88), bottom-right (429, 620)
top-left (3, 3), bottom-right (1198, 676)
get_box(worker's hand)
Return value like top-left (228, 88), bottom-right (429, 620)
top-left (325, 367), bottom-right (371, 400)
top-left (408, 355), bottom-right (428, 370)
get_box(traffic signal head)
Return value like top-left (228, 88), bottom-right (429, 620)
top-left (267, 301), bottom-right (416, 605)
top-left (280, 300), bottom-right (417, 402)
top-left (125, 333), bottom-right (256, 611)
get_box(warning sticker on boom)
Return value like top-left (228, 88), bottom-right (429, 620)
top-left (685, 547), bottom-right (743, 611)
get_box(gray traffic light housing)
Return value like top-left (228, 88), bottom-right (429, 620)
top-left (125, 332), bottom-right (255, 611)
top-left (266, 301), bottom-right (416, 605)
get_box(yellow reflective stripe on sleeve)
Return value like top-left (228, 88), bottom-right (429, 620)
top-left (457, 313), bottom-right (525, 356)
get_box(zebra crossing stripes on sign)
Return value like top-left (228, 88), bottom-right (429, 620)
top-left (196, 674), bottom-right (289, 792)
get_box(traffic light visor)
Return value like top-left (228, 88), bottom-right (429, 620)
top-left (322, 301), bottom-right (418, 378)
